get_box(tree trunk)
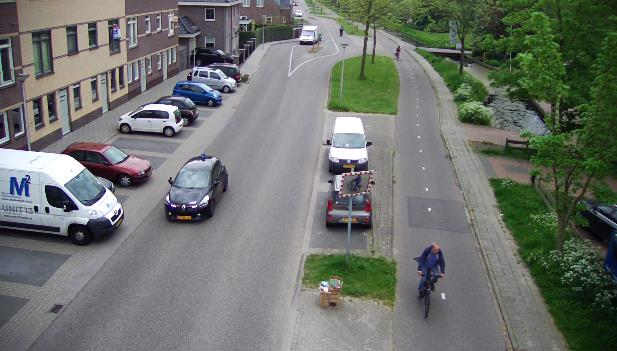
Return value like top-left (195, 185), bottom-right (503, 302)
top-left (459, 35), bottom-right (465, 74)
top-left (359, 1), bottom-right (373, 80)
top-left (371, 19), bottom-right (376, 63)
top-left (556, 215), bottom-right (568, 252)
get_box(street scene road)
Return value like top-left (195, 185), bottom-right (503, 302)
top-left (0, 2), bottom-right (570, 351)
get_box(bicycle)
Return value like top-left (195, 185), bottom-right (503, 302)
top-left (420, 272), bottom-right (438, 319)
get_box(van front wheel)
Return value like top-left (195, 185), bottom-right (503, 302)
top-left (69, 225), bottom-right (92, 246)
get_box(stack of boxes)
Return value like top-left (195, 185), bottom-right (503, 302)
top-left (319, 276), bottom-right (343, 307)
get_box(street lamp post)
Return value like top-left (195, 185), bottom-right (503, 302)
top-left (262, 15), bottom-right (266, 49)
top-left (16, 73), bottom-right (31, 151)
top-left (339, 43), bottom-right (348, 102)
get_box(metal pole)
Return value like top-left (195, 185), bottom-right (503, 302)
top-left (262, 15), bottom-right (265, 48)
top-left (340, 44), bottom-right (348, 102)
top-left (346, 166), bottom-right (354, 268)
top-left (16, 73), bottom-right (31, 151)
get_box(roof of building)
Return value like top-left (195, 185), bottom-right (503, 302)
top-left (178, 16), bottom-right (201, 36)
top-left (179, 0), bottom-right (242, 5)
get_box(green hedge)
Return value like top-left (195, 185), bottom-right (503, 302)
top-left (254, 25), bottom-right (294, 45)
top-left (239, 31), bottom-right (256, 46)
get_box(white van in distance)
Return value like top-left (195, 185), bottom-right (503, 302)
top-left (299, 25), bottom-right (320, 45)
top-left (0, 150), bottom-right (124, 245)
top-left (327, 117), bottom-right (372, 173)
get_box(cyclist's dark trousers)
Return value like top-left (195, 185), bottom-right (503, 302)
top-left (418, 266), bottom-right (440, 291)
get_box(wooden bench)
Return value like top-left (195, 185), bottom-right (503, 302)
top-left (504, 138), bottom-right (529, 151)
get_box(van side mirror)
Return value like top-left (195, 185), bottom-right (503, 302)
top-left (326, 140), bottom-right (331, 145)
top-left (366, 141), bottom-right (373, 146)
top-left (168, 177), bottom-right (174, 185)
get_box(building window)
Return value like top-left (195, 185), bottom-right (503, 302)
top-left (127, 63), bottom-right (132, 83)
top-left (110, 69), bottom-right (117, 92)
top-left (91, 76), bottom-right (98, 101)
top-left (256, 0), bottom-right (264, 7)
top-left (108, 19), bottom-right (121, 54)
top-left (168, 11), bottom-right (174, 36)
top-left (128, 17), bottom-right (138, 48)
top-left (133, 61), bottom-right (139, 81)
top-left (32, 31), bottom-right (53, 76)
top-left (33, 98), bottom-right (43, 127)
top-left (156, 14), bottom-right (162, 32)
top-left (167, 49), bottom-right (172, 65)
top-left (0, 38), bottom-right (15, 86)
top-left (205, 36), bottom-right (215, 48)
top-left (73, 84), bottom-right (82, 110)
top-left (146, 55), bottom-right (152, 74)
top-left (88, 22), bottom-right (98, 48)
top-left (243, 0), bottom-right (250, 7)
top-left (47, 93), bottom-right (57, 122)
top-left (157, 53), bottom-right (162, 70)
top-left (205, 8), bottom-right (215, 21)
top-left (171, 47), bottom-right (176, 63)
top-left (145, 15), bottom-right (151, 34)
top-left (10, 107), bottom-right (24, 137)
top-left (0, 112), bottom-right (8, 144)
top-left (265, 16), bottom-right (272, 24)
top-left (119, 66), bottom-right (124, 86)
top-left (66, 26), bottom-right (78, 55)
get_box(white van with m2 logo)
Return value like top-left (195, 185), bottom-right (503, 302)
top-left (0, 149), bottom-right (124, 245)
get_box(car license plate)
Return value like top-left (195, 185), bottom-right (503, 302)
top-left (177, 215), bottom-right (192, 220)
top-left (341, 217), bottom-right (358, 223)
top-left (343, 164), bottom-right (355, 169)
top-left (115, 217), bottom-right (123, 228)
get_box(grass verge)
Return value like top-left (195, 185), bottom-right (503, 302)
top-left (417, 48), bottom-right (487, 102)
top-left (328, 55), bottom-right (399, 114)
top-left (303, 254), bottom-right (397, 306)
top-left (337, 18), bottom-right (363, 36)
top-left (490, 178), bottom-right (617, 350)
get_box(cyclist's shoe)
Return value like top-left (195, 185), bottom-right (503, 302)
top-left (430, 282), bottom-right (435, 291)
top-left (417, 290), bottom-right (426, 298)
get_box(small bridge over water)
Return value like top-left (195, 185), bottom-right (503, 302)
top-left (420, 47), bottom-right (472, 60)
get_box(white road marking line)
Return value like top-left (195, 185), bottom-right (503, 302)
top-left (288, 19), bottom-right (339, 77)
top-left (419, 149), bottom-right (423, 153)
top-left (416, 105), bottom-right (420, 108)
top-left (441, 293), bottom-right (446, 300)
top-left (428, 207), bottom-right (432, 212)
top-left (417, 135), bottom-right (421, 139)
top-left (425, 187), bottom-right (429, 191)
top-left (421, 166), bottom-right (425, 170)
top-left (416, 123), bottom-right (419, 127)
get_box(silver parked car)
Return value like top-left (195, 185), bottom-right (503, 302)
top-left (189, 67), bottom-right (237, 93)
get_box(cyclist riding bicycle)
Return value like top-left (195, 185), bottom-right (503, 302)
top-left (395, 45), bottom-right (401, 60)
top-left (415, 243), bottom-right (445, 297)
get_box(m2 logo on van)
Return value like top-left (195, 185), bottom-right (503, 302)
top-left (10, 175), bottom-right (31, 197)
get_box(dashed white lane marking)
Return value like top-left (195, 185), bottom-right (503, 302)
top-left (421, 166), bottom-right (426, 170)
top-left (416, 123), bottom-right (420, 127)
top-left (419, 149), bottom-right (423, 153)
top-left (417, 135), bottom-right (421, 139)
top-left (425, 187), bottom-right (429, 191)
top-left (416, 105), bottom-right (420, 108)
top-left (428, 207), bottom-right (432, 212)
top-left (441, 293), bottom-right (446, 300)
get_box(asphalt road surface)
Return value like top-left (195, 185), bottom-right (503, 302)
top-left (27, 15), bottom-right (505, 351)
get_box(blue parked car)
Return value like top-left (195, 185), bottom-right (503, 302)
top-left (173, 81), bottom-right (222, 107)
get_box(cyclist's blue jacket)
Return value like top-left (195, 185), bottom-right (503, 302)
top-left (415, 246), bottom-right (445, 274)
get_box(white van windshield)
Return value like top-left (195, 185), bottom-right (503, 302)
top-left (65, 169), bottom-right (106, 206)
top-left (301, 30), bottom-right (315, 37)
top-left (332, 133), bottom-right (365, 148)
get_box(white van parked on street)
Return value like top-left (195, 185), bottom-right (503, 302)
top-left (327, 117), bottom-right (372, 173)
top-left (299, 25), bottom-right (320, 45)
top-left (0, 150), bottom-right (124, 245)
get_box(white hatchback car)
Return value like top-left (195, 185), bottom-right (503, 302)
top-left (295, 9), bottom-right (303, 17)
top-left (118, 104), bottom-right (183, 137)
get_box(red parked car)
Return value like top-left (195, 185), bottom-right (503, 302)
top-left (63, 142), bottom-right (152, 187)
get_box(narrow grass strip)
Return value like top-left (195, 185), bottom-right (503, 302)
top-left (328, 55), bottom-right (399, 115)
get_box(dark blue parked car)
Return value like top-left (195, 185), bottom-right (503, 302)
top-left (172, 81), bottom-right (222, 107)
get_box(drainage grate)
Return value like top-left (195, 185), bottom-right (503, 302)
top-left (49, 304), bottom-right (63, 314)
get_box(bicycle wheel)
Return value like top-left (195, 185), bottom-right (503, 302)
top-left (424, 290), bottom-right (431, 319)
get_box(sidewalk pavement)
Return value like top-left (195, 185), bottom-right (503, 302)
top-left (398, 43), bottom-right (568, 350)
top-left (42, 43), bottom-right (273, 154)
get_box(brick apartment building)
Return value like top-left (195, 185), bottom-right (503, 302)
top-left (0, 0), bottom-right (179, 151)
top-left (240, 0), bottom-right (292, 25)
